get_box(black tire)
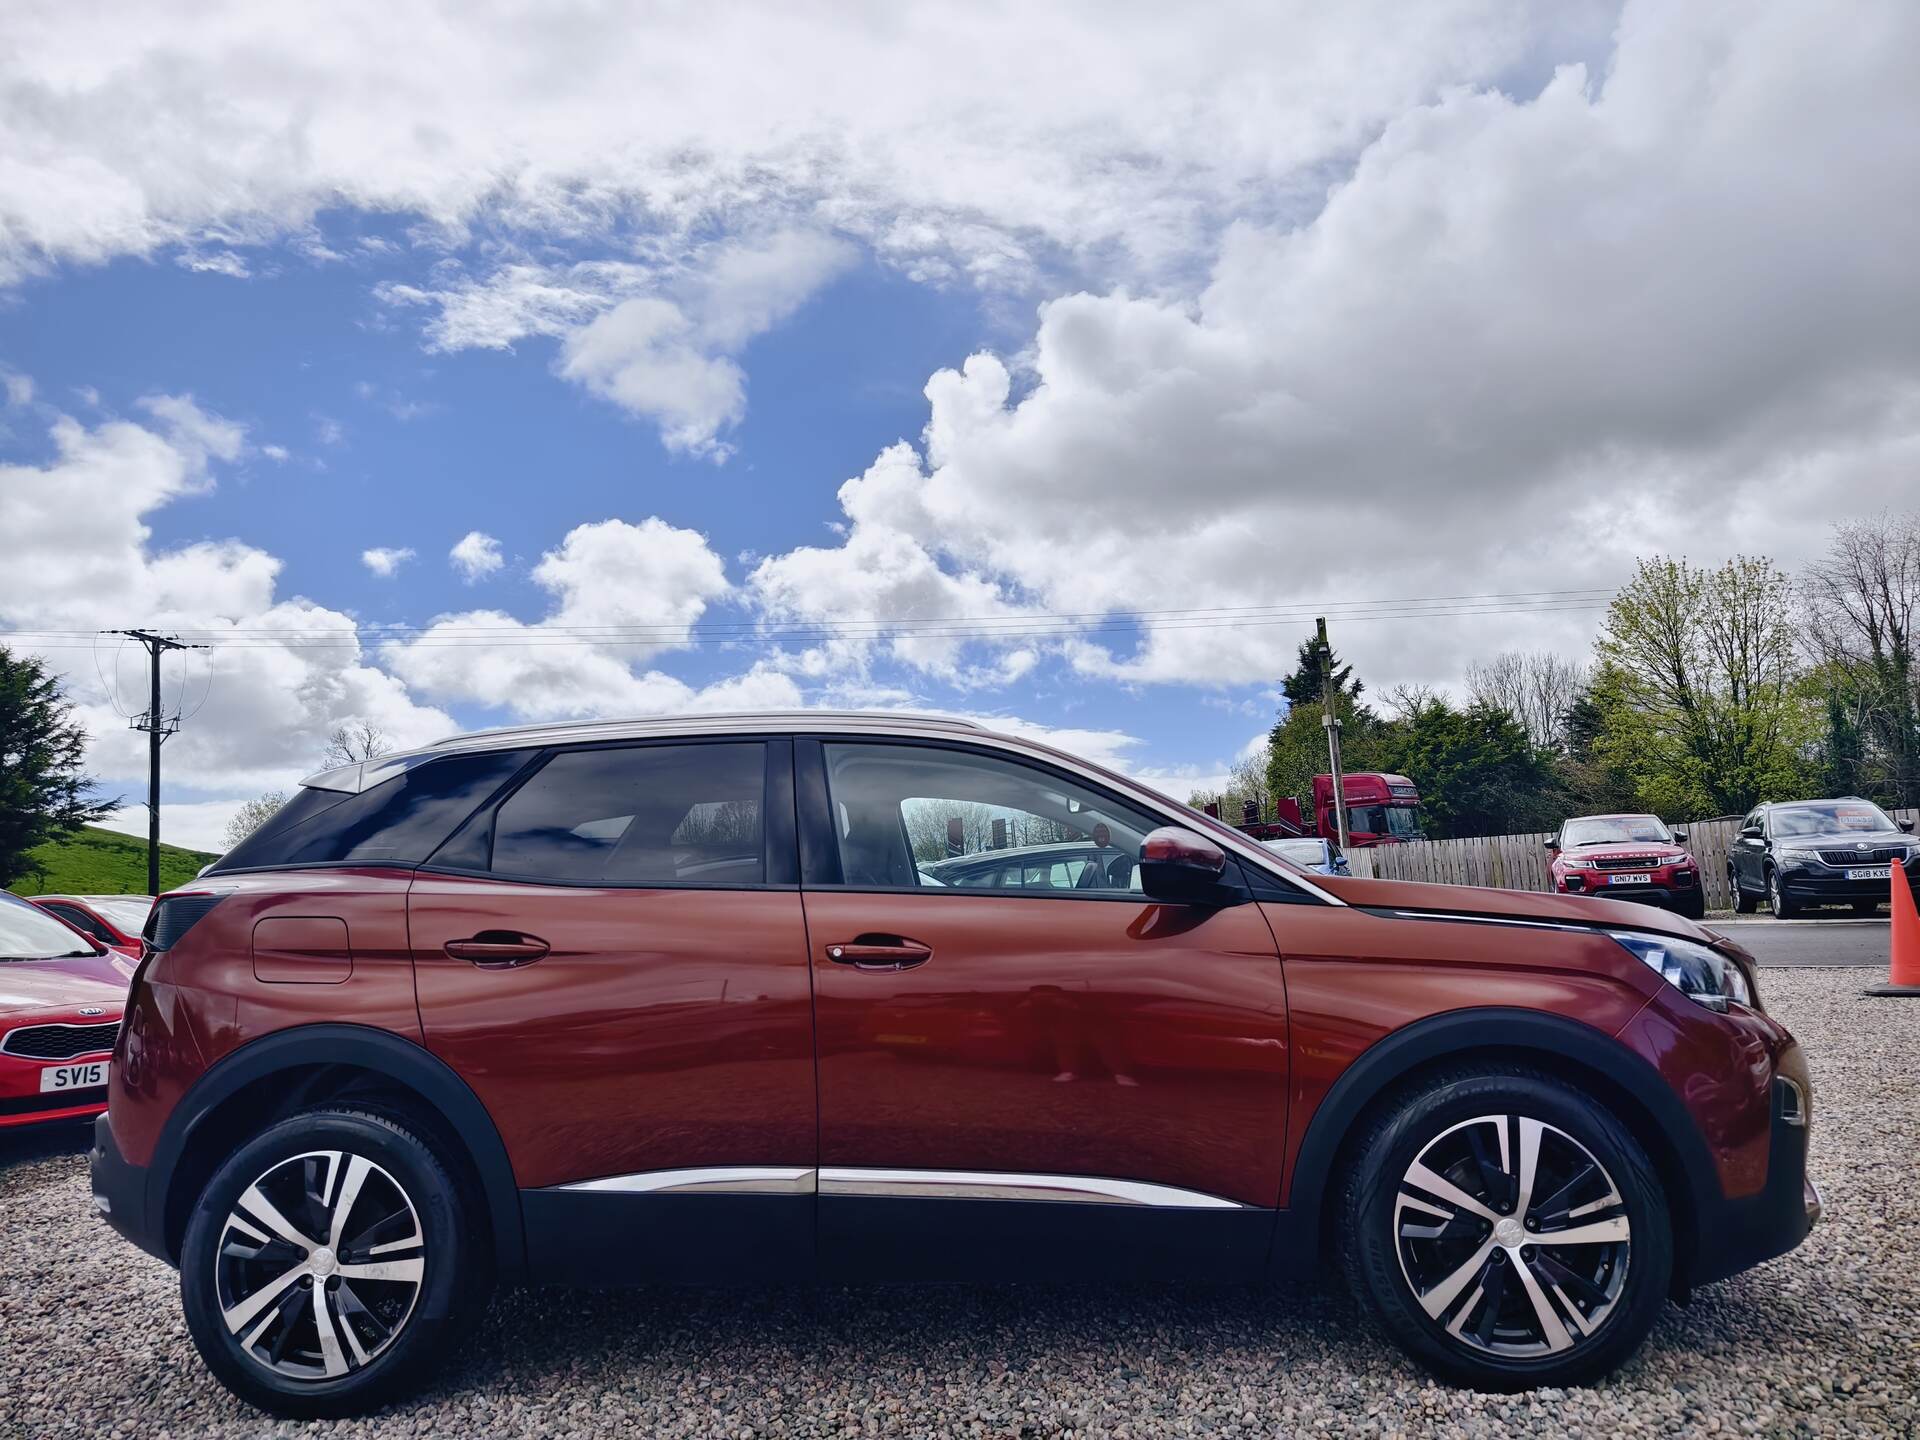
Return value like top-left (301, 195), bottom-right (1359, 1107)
top-left (1730, 868), bottom-right (1758, 913)
top-left (1676, 890), bottom-right (1707, 921)
top-left (1766, 868), bottom-right (1798, 920)
top-left (180, 1107), bottom-right (484, 1418)
top-left (1340, 1067), bottom-right (1671, 1392)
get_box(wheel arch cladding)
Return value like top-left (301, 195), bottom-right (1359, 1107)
top-left (152, 1023), bottom-right (525, 1278)
top-left (1281, 1007), bottom-right (1715, 1287)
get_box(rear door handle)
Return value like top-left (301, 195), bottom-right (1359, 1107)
top-left (445, 932), bottom-right (551, 967)
top-left (825, 937), bottom-right (932, 970)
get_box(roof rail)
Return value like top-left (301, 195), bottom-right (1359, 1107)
top-left (427, 708), bottom-right (985, 748)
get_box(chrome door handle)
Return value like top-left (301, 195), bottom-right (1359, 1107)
top-left (445, 932), bottom-right (551, 967)
top-left (825, 937), bottom-right (932, 970)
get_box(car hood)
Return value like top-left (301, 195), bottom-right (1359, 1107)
top-left (0, 952), bottom-right (135, 1018)
top-left (1775, 828), bottom-right (1912, 849)
top-left (1314, 874), bottom-right (1715, 943)
top-left (1560, 842), bottom-right (1690, 861)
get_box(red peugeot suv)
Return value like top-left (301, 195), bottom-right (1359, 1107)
top-left (91, 713), bottom-right (1818, 1416)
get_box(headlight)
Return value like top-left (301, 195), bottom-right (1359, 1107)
top-left (1775, 847), bottom-right (1823, 864)
top-left (1559, 857), bottom-right (1595, 869)
top-left (1611, 931), bottom-right (1751, 1013)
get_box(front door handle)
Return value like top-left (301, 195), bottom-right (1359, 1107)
top-left (445, 932), bottom-right (551, 967)
top-left (825, 936), bottom-right (932, 970)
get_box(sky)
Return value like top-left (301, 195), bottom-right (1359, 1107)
top-left (2, 0), bottom-right (1918, 851)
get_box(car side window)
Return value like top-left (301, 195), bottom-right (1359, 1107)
top-left (491, 742), bottom-right (766, 886)
top-left (45, 905), bottom-right (112, 944)
top-left (819, 741), bottom-right (1157, 895)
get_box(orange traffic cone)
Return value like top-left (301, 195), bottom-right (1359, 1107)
top-left (1865, 859), bottom-right (1920, 997)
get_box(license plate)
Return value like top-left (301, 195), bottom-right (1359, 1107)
top-left (1607, 873), bottom-right (1652, 885)
top-left (39, 1061), bottom-right (108, 1093)
top-left (1845, 866), bottom-right (1892, 881)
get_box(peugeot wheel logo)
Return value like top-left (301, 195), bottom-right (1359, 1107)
top-left (78, 1007), bottom-right (104, 1016)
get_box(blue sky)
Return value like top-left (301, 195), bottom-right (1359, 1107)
top-left (2, 1), bottom-right (1915, 850)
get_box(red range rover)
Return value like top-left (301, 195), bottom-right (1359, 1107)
top-left (1548, 814), bottom-right (1706, 920)
top-left (90, 714), bottom-right (1819, 1416)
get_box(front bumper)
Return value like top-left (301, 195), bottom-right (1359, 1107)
top-left (1559, 872), bottom-right (1702, 911)
top-left (1777, 859), bottom-right (1918, 904)
top-left (89, 1113), bottom-right (169, 1264)
top-left (1688, 1073), bottom-right (1821, 1287)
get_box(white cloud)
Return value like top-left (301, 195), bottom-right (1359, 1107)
top-left (449, 530), bottom-right (503, 582)
top-left (0, 2), bottom-right (1555, 288)
top-left (360, 546), bottom-right (415, 578)
top-left (3, 371), bottom-right (31, 406)
top-left (0, 396), bottom-right (454, 803)
top-left (740, 0), bottom-right (1920, 694)
top-left (387, 518), bottom-right (751, 718)
top-left (398, 228), bottom-right (856, 457)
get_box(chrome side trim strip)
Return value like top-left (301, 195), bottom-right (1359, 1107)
top-left (1384, 908), bottom-right (1593, 934)
top-left (818, 1168), bottom-right (1246, 1209)
top-left (553, 1166), bottom-right (815, 1196)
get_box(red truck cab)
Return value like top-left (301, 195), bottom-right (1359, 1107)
top-left (1314, 771), bottom-right (1422, 846)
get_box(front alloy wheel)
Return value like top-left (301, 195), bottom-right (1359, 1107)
top-left (1343, 1068), bottom-right (1670, 1391)
top-left (213, 1150), bottom-right (425, 1379)
top-left (1394, 1115), bottom-right (1630, 1356)
top-left (1768, 869), bottom-right (1798, 919)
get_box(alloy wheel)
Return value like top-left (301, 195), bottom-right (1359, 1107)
top-left (214, 1149), bottom-right (426, 1381)
top-left (1393, 1114), bottom-right (1631, 1358)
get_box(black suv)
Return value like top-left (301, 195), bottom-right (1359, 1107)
top-left (1728, 797), bottom-right (1918, 918)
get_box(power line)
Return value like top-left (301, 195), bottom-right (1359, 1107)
top-left (1, 589), bottom-right (1619, 653)
top-left (104, 630), bottom-right (210, 896)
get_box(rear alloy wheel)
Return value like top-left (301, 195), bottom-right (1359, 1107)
top-left (181, 1109), bottom-right (478, 1417)
top-left (1343, 1069), bottom-right (1670, 1391)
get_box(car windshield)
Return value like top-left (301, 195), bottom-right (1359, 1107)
top-left (0, 893), bottom-right (103, 960)
top-left (1562, 816), bottom-right (1671, 847)
top-left (1261, 839), bottom-right (1328, 866)
top-left (1348, 805), bottom-right (1421, 838)
top-left (1771, 801), bottom-right (1898, 838)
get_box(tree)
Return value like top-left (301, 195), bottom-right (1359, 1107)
top-left (1279, 633), bottom-right (1362, 709)
top-left (0, 648), bottom-right (120, 886)
top-left (223, 791), bottom-right (289, 850)
top-left (1801, 512), bottom-right (1919, 807)
top-left (323, 721), bottom-right (393, 769)
top-left (1465, 651), bottom-right (1588, 752)
top-left (1558, 665), bottom-right (1642, 814)
top-left (1369, 694), bottom-right (1566, 838)
top-left (1592, 555), bottom-right (1813, 815)
top-left (1189, 752), bottom-right (1275, 826)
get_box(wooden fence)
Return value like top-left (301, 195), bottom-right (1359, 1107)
top-left (1344, 807), bottom-right (1918, 911)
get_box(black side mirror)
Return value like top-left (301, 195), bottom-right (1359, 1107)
top-left (1901, 819), bottom-right (1915, 833)
top-left (1671, 830), bottom-right (1688, 843)
top-left (1740, 825), bottom-right (1763, 839)
top-left (1139, 826), bottom-right (1244, 907)
top-left (1543, 838), bottom-right (1558, 852)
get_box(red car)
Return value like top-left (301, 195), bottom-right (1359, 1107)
top-left (2, 889), bottom-right (132, 1130)
top-left (90, 714), bottom-right (1817, 1416)
top-left (30, 893), bottom-right (153, 960)
top-left (1548, 813), bottom-right (1705, 920)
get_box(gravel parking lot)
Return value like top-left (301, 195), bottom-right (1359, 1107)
top-left (3, 967), bottom-right (1915, 1440)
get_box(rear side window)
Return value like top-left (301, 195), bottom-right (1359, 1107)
top-left (490, 742), bottom-right (765, 885)
top-left (211, 750), bottom-right (532, 872)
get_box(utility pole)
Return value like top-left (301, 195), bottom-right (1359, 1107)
top-left (105, 630), bottom-right (208, 896)
top-left (1316, 616), bottom-right (1350, 852)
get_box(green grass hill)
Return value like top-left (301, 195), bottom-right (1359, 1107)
top-left (9, 825), bottom-right (218, 897)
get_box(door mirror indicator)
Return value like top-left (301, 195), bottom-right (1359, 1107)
top-left (1138, 827), bottom-right (1244, 907)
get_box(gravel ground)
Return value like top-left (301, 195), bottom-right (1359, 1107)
top-left (3, 967), bottom-right (1915, 1439)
